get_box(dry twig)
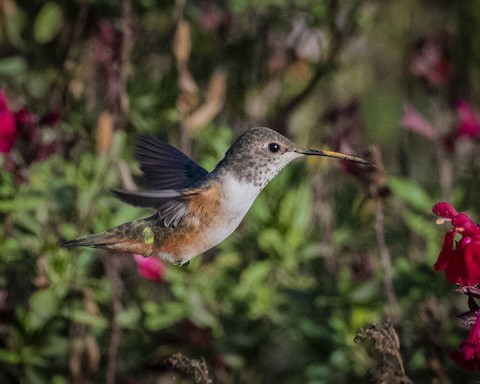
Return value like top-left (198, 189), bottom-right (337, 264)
top-left (355, 320), bottom-right (412, 384)
top-left (165, 353), bottom-right (214, 384)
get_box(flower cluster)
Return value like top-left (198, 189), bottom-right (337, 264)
top-left (401, 100), bottom-right (480, 151)
top-left (408, 32), bottom-right (453, 87)
top-left (0, 89), bottom-right (61, 180)
top-left (433, 202), bottom-right (480, 371)
top-left (433, 202), bottom-right (480, 286)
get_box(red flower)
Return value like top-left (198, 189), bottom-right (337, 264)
top-left (133, 255), bottom-right (165, 282)
top-left (450, 311), bottom-right (480, 371)
top-left (433, 202), bottom-right (480, 286)
top-left (0, 90), bottom-right (17, 153)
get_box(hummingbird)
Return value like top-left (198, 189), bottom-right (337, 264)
top-left (60, 127), bottom-right (371, 265)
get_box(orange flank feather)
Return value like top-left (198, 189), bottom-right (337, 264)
top-left (155, 183), bottom-right (223, 261)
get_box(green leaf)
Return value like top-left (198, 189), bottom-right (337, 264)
top-left (27, 289), bottom-right (58, 331)
top-left (0, 349), bottom-right (21, 364)
top-left (188, 290), bottom-right (217, 328)
top-left (257, 227), bottom-right (284, 256)
top-left (389, 176), bottom-right (433, 212)
top-left (33, 3), bottom-right (63, 44)
top-left (235, 261), bottom-right (271, 299)
top-left (143, 301), bottom-right (188, 331)
top-left (349, 280), bottom-right (380, 304)
top-left (118, 307), bottom-right (141, 329)
top-left (66, 310), bottom-right (108, 329)
top-left (0, 56), bottom-right (28, 77)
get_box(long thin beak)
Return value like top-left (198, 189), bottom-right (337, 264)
top-left (300, 149), bottom-right (372, 166)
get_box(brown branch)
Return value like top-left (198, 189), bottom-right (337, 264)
top-left (50, 0), bottom-right (89, 108)
top-left (103, 253), bottom-right (125, 384)
top-left (270, 0), bottom-right (361, 133)
top-left (270, 62), bottom-right (336, 132)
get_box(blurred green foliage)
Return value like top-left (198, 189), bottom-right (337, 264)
top-left (1, 0), bottom-right (480, 383)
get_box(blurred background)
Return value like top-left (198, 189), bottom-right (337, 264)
top-left (1, 0), bottom-right (480, 383)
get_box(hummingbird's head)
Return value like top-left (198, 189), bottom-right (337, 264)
top-left (217, 127), bottom-right (371, 189)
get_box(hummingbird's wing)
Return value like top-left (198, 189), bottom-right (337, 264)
top-left (113, 136), bottom-right (210, 227)
top-left (135, 136), bottom-right (209, 189)
top-left (112, 188), bottom-right (202, 227)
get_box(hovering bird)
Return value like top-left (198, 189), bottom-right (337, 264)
top-left (61, 127), bottom-right (371, 265)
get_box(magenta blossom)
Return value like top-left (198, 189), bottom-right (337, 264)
top-left (456, 100), bottom-right (480, 138)
top-left (433, 202), bottom-right (480, 287)
top-left (450, 310), bottom-right (480, 371)
top-left (0, 90), bottom-right (17, 153)
top-left (133, 255), bottom-right (165, 282)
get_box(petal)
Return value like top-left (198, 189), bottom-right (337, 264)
top-left (464, 313), bottom-right (480, 358)
top-left (432, 202), bottom-right (458, 219)
top-left (434, 229), bottom-right (456, 271)
top-left (133, 254), bottom-right (165, 282)
top-left (456, 100), bottom-right (480, 138)
top-left (450, 314), bottom-right (480, 372)
top-left (464, 244), bottom-right (480, 287)
top-left (453, 213), bottom-right (480, 236)
top-left (444, 249), bottom-right (466, 285)
top-left (400, 104), bottom-right (435, 139)
top-left (462, 341), bottom-right (476, 361)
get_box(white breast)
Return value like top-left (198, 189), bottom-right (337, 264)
top-left (220, 173), bottom-right (262, 220)
top-left (206, 174), bottom-right (261, 246)
top-left (181, 174), bottom-right (262, 262)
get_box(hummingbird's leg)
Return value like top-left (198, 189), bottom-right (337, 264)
top-left (173, 260), bottom-right (190, 267)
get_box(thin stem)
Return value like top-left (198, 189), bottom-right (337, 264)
top-left (370, 147), bottom-right (400, 321)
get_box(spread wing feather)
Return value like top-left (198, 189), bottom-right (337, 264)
top-left (135, 136), bottom-right (209, 190)
top-left (113, 136), bottom-right (210, 228)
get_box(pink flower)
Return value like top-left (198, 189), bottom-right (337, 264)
top-left (409, 33), bottom-right (453, 86)
top-left (133, 254), bottom-right (165, 282)
top-left (450, 311), bottom-right (480, 371)
top-left (456, 100), bottom-right (480, 138)
top-left (433, 202), bottom-right (480, 286)
top-left (400, 104), bottom-right (435, 139)
top-left (0, 90), bottom-right (17, 153)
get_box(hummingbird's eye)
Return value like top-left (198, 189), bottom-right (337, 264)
top-left (268, 143), bottom-right (281, 153)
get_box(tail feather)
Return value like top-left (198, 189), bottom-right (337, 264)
top-left (59, 218), bottom-right (158, 256)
